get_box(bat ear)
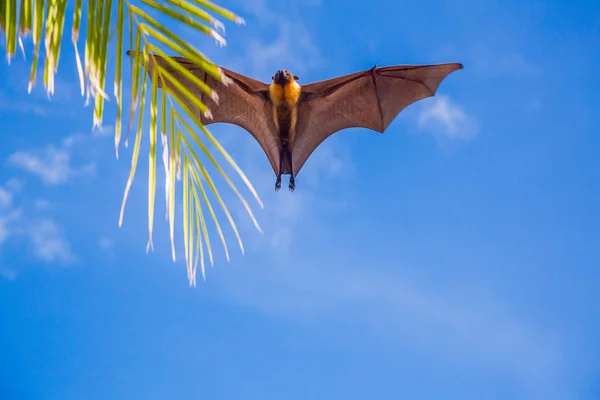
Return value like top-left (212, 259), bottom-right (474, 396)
top-left (294, 75), bottom-right (299, 81)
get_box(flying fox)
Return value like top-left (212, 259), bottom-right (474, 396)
top-left (128, 51), bottom-right (463, 191)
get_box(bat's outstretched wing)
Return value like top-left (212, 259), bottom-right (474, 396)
top-left (128, 52), bottom-right (281, 174)
top-left (290, 63), bottom-right (463, 176)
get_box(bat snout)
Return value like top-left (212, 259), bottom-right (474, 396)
top-left (273, 69), bottom-right (293, 85)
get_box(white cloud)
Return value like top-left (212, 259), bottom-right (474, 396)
top-left (0, 181), bottom-right (76, 266)
top-left (9, 148), bottom-right (71, 184)
top-left (23, 218), bottom-right (76, 264)
top-left (7, 140), bottom-right (96, 185)
top-left (418, 95), bottom-right (479, 140)
top-left (0, 129), bottom-right (116, 273)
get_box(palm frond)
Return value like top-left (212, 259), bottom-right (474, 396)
top-left (1, 0), bottom-right (263, 285)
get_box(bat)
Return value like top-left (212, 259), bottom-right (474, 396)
top-left (128, 51), bottom-right (462, 191)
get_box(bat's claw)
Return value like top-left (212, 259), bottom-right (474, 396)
top-left (275, 177), bottom-right (282, 191)
top-left (288, 177), bottom-right (295, 192)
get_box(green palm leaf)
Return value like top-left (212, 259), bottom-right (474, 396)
top-left (1, 0), bottom-right (263, 285)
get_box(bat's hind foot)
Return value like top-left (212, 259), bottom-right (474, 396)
top-left (288, 176), bottom-right (296, 192)
top-left (275, 176), bottom-right (282, 191)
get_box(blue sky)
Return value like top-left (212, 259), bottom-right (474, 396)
top-left (1, 0), bottom-right (599, 398)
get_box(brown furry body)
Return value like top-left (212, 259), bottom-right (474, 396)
top-left (269, 78), bottom-right (301, 147)
top-left (269, 71), bottom-right (302, 190)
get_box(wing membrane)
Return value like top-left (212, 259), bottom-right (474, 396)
top-left (131, 52), bottom-right (281, 174)
top-left (291, 63), bottom-right (463, 175)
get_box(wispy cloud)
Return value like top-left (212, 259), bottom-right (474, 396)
top-left (23, 218), bottom-right (76, 264)
top-left (418, 95), bottom-right (479, 140)
top-left (0, 180), bottom-right (76, 269)
top-left (7, 136), bottom-right (97, 185)
top-left (0, 129), bottom-right (117, 276)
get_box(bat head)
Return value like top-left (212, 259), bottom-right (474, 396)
top-left (272, 69), bottom-right (299, 85)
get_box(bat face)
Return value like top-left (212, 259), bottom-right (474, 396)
top-left (272, 69), bottom-right (299, 86)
